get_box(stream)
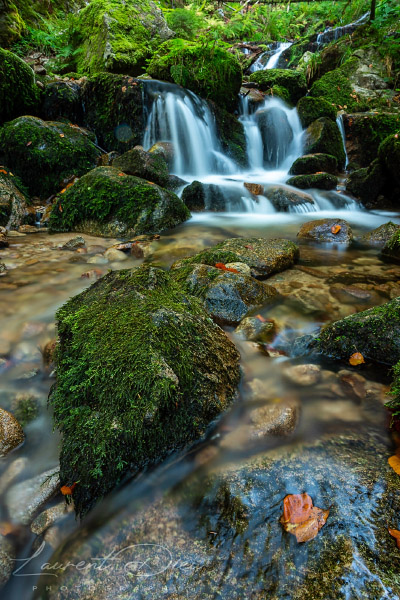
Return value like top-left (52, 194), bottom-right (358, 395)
top-left (1, 42), bottom-right (400, 600)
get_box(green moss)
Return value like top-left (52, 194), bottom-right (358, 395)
top-left (386, 361), bottom-right (400, 419)
top-left (209, 101), bottom-right (248, 167)
top-left (48, 166), bottom-right (189, 237)
top-left (382, 230), bottom-right (400, 262)
top-left (112, 147), bottom-right (170, 188)
top-left (309, 58), bottom-right (368, 111)
top-left (249, 69), bottom-right (307, 104)
top-left (286, 173), bottom-right (337, 190)
top-left (0, 116), bottom-right (100, 198)
top-left (304, 117), bottom-right (346, 169)
top-left (346, 159), bottom-right (386, 208)
top-left (267, 85), bottom-right (290, 104)
top-left (289, 153), bottom-right (338, 175)
top-left (12, 394), bottom-right (39, 426)
top-left (350, 113), bottom-right (400, 167)
top-left (147, 39), bottom-right (242, 111)
top-left (50, 265), bottom-right (240, 515)
top-left (296, 96), bottom-right (337, 128)
top-left (0, 49), bottom-right (39, 124)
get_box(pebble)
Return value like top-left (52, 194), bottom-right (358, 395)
top-left (0, 457), bottom-right (28, 495)
top-left (87, 255), bottom-right (108, 265)
top-left (31, 502), bottom-right (71, 536)
top-left (283, 364), bottom-right (321, 386)
top-left (0, 535), bottom-right (16, 588)
top-left (0, 408), bottom-right (24, 457)
top-left (6, 467), bottom-right (60, 525)
top-left (60, 236), bottom-right (86, 251)
top-left (104, 248), bottom-right (128, 262)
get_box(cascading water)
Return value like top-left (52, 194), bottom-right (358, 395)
top-left (141, 77), bottom-right (359, 215)
top-left (336, 112), bottom-right (349, 170)
top-left (249, 42), bottom-right (293, 73)
top-left (316, 11), bottom-right (369, 46)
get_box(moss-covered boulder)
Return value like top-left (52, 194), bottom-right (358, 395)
top-left (343, 112), bottom-right (400, 169)
top-left (0, 0), bottom-right (25, 46)
top-left (378, 134), bottom-right (400, 188)
top-left (309, 58), bottom-right (364, 111)
top-left (173, 238), bottom-right (299, 280)
top-left (182, 181), bottom-right (226, 212)
top-left (69, 0), bottom-right (173, 76)
top-left (346, 159), bottom-right (386, 208)
top-left (0, 169), bottom-right (27, 229)
top-left (0, 116), bottom-right (100, 198)
top-left (304, 118), bottom-right (346, 169)
top-left (0, 49), bottom-right (39, 124)
top-left (382, 230), bottom-right (400, 263)
top-left (315, 296), bottom-right (400, 365)
top-left (171, 263), bottom-right (277, 325)
top-left (112, 147), bottom-right (170, 188)
top-left (81, 74), bottom-right (145, 153)
top-left (147, 39), bottom-right (242, 111)
top-left (41, 81), bottom-right (83, 123)
top-left (296, 96), bottom-right (337, 128)
top-left (297, 219), bottom-right (353, 244)
top-left (289, 153), bottom-right (337, 175)
top-left (48, 166), bottom-right (190, 237)
top-left (360, 222), bottom-right (400, 246)
top-left (50, 265), bottom-right (241, 515)
top-left (287, 173), bottom-right (337, 190)
top-left (249, 69), bottom-right (307, 104)
top-left (209, 101), bottom-right (247, 167)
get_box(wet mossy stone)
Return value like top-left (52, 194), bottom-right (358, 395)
top-left (309, 58), bottom-right (364, 111)
top-left (0, 49), bottom-right (39, 124)
top-left (171, 263), bottom-right (277, 326)
top-left (296, 96), bottom-right (337, 129)
top-left (181, 181), bottom-right (226, 212)
top-left (289, 153), bottom-right (338, 175)
top-left (381, 230), bottom-right (400, 263)
top-left (147, 39), bottom-right (242, 112)
top-left (346, 159), bottom-right (386, 208)
top-left (0, 170), bottom-right (27, 230)
top-left (378, 134), bottom-right (400, 188)
top-left (297, 219), bottom-right (353, 244)
top-left (69, 0), bottom-right (173, 76)
top-left (344, 112), bottom-right (400, 168)
top-left (315, 296), bottom-right (400, 365)
top-left (0, 116), bottom-right (100, 199)
top-left (304, 117), bottom-right (346, 169)
top-left (112, 147), bottom-right (170, 188)
top-left (172, 238), bottom-right (299, 280)
top-left (0, 0), bottom-right (25, 46)
top-left (48, 166), bottom-right (190, 237)
top-left (249, 69), bottom-right (307, 104)
top-left (209, 101), bottom-right (248, 168)
top-left (360, 222), bottom-right (400, 246)
top-left (266, 85), bottom-right (290, 104)
top-left (41, 81), bottom-right (83, 123)
top-left (50, 265), bottom-right (241, 515)
top-left (287, 173), bottom-right (337, 191)
top-left (81, 73), bottom-right (145, 153)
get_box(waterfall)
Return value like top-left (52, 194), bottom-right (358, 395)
top-left (316, 12), bottom-right (369, 46)
top-left (249, 42), bottom-right (292, 73)
top-left (336, 113), bottom-right (349, 170)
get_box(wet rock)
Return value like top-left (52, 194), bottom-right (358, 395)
top-left (182, 181), bottom-right (226, 212)
top-left (0, 535), bottom-right (16, 588)
top-left (343, 112), bottom-right (400, 169)
top-left (297, 219), bottom-right (353, 244)
top-left (111, 235), bottom-right (158, 259)
top-left (287, 173), bottom-right (338, 190)
top-left (87, 255), bottom-right (108, 265)
top-left (104, 248), bottom-right (128, 262)
top-left (112, 146), bottom-right (170, 188)
top-left (265, 185), bottom-right (315, 211)
top-left (244, 182), bottom-right (264, 196)
top-left (41, 81), bottom-right (83, 123)
top-left (31, 502), bottom-right (71, 536)
top-left (50, 266), bottom-right (240, 516)
top-left (289, 153), bottom-right (338, 175)
top-left (304, 117), bottom-right (346, 169)
top-left (0, 170), bottom-right (27, 229)
top-left (60, 236), bottom-right (86, 251)
top-left (149, 141), bottom-right (175, 169)
top-left (329, 284), bottom-right (383, 306)
top-left (0, 408), bottom-right (24, 457)
top-left (5, 467), bottom-right (59, 525)
top-left (256, 106), bottom-right (294, 166)
top-left (296, 96), bottom-right (337, 128)
top-left (248, 398), bottom-right (300, 437)
top-left (171, 263), bottom-right (277, 326)
top-left (283, 363), bottom-right (321, 386)
top-left (315, 296), bottom-right (400, 365)
top-left (249, 68), bottom-right (307, 103)
top-left (381, 230), bottom-right (400, 263)
top-left (360, 222), bottom-right (400, 246)
top-left (378, 134), bottom-right (400, 188)
top-left (0, 227), bottom-right (8, 248)
top-left (0, 49), bottom-right (39, 124)
top-left (338, 370), bottom-right (367, 401)
top-left (0, 457), bottom-right (28, 495)
top-left (225, 262), bottom-right (251, 275)
top-left (18, 224), bottom-right (39, 234)
top-left (346, 159), bottom-right (386, 208)
top-left (235, 316), bottom-right (275, 343)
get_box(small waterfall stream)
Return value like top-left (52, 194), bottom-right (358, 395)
top-left (249, 41), bottom-right (293, 73)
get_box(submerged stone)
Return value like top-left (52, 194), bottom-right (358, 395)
top-left (0, 408), bottom-right (24, 457)
top-left (50, 266), bottom-right (241, 515)
top-left (265, 186), bottom-right (315, 211)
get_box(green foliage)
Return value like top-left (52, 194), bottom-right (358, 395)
top-left (147, 38), bottom-right (242, 110)
top-left (387, 361), bottom-right (400, 420)
top-left (0, 49), bottom-right (39, 124)
top-left (11, 19), bottom-right (74, 59)
top-left (165, 7), bottom-right (206, 40)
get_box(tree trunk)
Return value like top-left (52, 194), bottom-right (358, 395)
top-left (370, 0), bottom-right (376, 21)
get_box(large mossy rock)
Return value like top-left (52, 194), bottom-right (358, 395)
top-left (249, 69), bottom-right (307, 104)
top-left (0, 116), bottom-right (100, 198)
top-left (112, 147), bottom-right (170, 188)
top-left (0, 49), bottom-right (39, 124)
top-left (171, 263), bottom-right (277, 325)
top-left (147, 39), bottom-right (242, 111)
top-left (287, 173), bottom-right (337, 190)
top-left (173, 238), bottom-right (299, 280)
top-left (210, 101), bottom-right (248, 167)
top-left (378, 134), bottom-right (400, 188)
top-left (0, 0), bottom-right (24, 46)
top-left (315, 296), bottom-right (400, 365)
top-left (289, 153), bottom-right (337, 175)
top-left (50, 265), bottom-right (241, 515)
top-left (0, 170), bottom-right (27, 229)
top-left (296, 96), bottom-right (337, 128)
top-left (382, 230), bottom-right (400, 263)
top-left (343, 112), bottom-right (400, 169)
top-left (81, 73), bottom-right (145, 153)
top-left (360, 222), bottom-right (400, 246)
top-left (346, 159), bottom-right (386, 208)
top-left (309, 58), bottom-right (365, 111)
top-left (297, 219), bottom-right (353, 244)
top-left (69, 0), bottom-right (173, 75)
top-left (41, 81), bottom-right (83, 123)
top-left (48, 166), bottom-right (190, 237)
top-left (304, 117), bottom-right (346, 169)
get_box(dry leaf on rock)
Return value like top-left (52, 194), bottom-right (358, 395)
top-left (388, 455), bottom-right (400, 475)
top-left (389, 528), bottom-right (400, 549)
top-left (349, 352), bottom-right (365, 366)
top-left (280, 493), bottom-right (329, 543)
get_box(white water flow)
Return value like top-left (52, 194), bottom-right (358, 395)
top-left (250, 42), bottom-right (293, 73)
top-left (316, 11), bottom-right (370, 46)
top-left (142, 79), bottom-right (358, 214)
top-left (336, 113), bottom-right (349, 170)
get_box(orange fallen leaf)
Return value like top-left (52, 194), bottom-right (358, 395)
top-left (118, 172), bottom-right (125, 177)
top-left (215, 262), bottom-right (240, 273)
top-left (60, 482), bottom-right (77, 496)
top-left (26, 141), bottom-right (32, 146)
top-left (280, 493), bottom-right (329, 543)
top-left (388, 455), bottom-right (400, 475)
top-left (60, 134), bottom-right (65, 138)
top-left (58, 204), bottom-right (63, 213)
top-left (60, 188), bottom-right (67, 194)
top-left (0, 521), bottom-right (22, 536)
top-left (0, 169), bottom-right (7, 174)
top-left (121, 86), bottom-right (127, 93)
top-left (244, 244), bottom-right (254, 249)
top-left (349, 352), bottom-right (365, 366)
top-left (331, 225), bottom-right (341, 234)
top-left (389, 528), bottom-right (400, 549)
top-left (255, 314), bottom-right (266, 323)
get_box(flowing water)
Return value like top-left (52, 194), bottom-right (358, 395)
top-left (2, 75), bottom-right (400, 599)
top-left (316, 11), bottom-right (370, 46)
top-left (249, 42), bottom-right (293, 73)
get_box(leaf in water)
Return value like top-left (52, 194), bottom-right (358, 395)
top-left (388, 455), bottom-right (400, 475)
top-left (60, 482), bottom-right (77, 496)
top-left (349, 352), bottom-right (365, 366)
top-left (388, 528), bottom-right (400, 549)
top-left (280, 493), bottom-right (329, 543)
top-left (331, 225), bottom-right (341, 234)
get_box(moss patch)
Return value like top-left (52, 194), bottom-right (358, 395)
top-left (348, 113), bottom-right (400, 168)
top-left (50, 265), bottom-right (240, 515)
top-left (296, 96), bottom-right (337, 128)
top-left (287, 173), bottom-right (337, 190)
top-left (0, 49), bottom-right (39, 124)
top-left (304, 117), bottom-right (346, 169)
top-left (378, 134), bottom-right (400, 187)
top-left (289, 153), bottom-right (338, 176)
top-left (249, 69), bottom-right (307, 104)
top-left (309, 58), bottom-right (368, 111)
